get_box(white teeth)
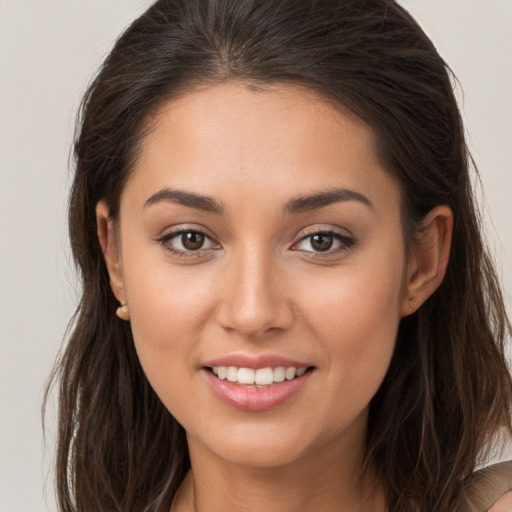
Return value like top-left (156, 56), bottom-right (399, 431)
top-left (285, 367), bottom-right (297, 380)
top-left (273, 366), bottom-right (286, 383)
top-left (237, 367), bottom-right (255, 385)
top-left (211, 365), bottom-right (308, 386)
top-left (255, 367), bottom-right (274, 385)
top-left (226, 366), bottom-right (238, 382)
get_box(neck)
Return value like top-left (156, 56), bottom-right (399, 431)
top-left (171, 419), bottom-right (386, 512)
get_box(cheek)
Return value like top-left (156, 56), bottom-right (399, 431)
top-left (301, 248), bottom-right (405, 404)
top-left (306, 250), bottom-right (403, 338)
top-left (119, 244), bottom-right (218, 405)
top-left (127, 266), bottom-right (206, 341)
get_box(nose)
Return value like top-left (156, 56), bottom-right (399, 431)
top-left (215, 247), bottom-right (293, 339)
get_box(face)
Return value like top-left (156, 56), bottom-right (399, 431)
top-left (105, 83), bottom-right (411, 469)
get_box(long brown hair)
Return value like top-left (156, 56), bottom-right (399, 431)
top-left (44, 0), bottom-right (512, 510)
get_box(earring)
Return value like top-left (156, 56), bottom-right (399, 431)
top-left (116, 300), bottom-right (130, 321)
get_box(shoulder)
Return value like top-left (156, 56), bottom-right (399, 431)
top-left (488, 491), bottom-right (512, 512)
top-left (459, 461), bottom-right (512, 512)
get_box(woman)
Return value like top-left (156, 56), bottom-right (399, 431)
top-left (46, 0), bottom-right (512, 510)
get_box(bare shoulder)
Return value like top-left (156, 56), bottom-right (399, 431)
top-left (488, 491), bottom-right (512, 512)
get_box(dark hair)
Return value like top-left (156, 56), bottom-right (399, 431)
top-left (44, 0), bottom-right (512, 510)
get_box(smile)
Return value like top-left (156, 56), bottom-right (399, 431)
top-left (211, 366), bottom-right (308, 386)
top-left (203, 364), bottom-right (315, 412)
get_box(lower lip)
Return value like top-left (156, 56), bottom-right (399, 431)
top-left (202, 368), bottom-right (313, 412)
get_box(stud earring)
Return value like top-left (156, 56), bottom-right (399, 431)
top-left (116, 300), bottom-right (130, 321)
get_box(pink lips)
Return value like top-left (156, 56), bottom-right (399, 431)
top-left (201, 355), bottom-right (314, 412)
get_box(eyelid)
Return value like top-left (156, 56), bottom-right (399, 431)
top-left (292, 222), bottom-right (354, 239)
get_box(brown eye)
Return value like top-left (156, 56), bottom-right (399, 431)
top-left (310, 234), bottom-right (333, 252)
top-left (181, 231), bottom-right (205, 250)
top-left (158, 229), bottom-right (218, 256)
top-left (292, 230), bottom-right (355, 254)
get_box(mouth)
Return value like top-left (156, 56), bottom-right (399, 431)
top-left (206, 365), bottom-right (314, 387)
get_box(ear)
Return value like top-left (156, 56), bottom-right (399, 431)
top-left (96, 200), bottom-right (127, 303)
top-left (401, 205), bottom-right (453, 317)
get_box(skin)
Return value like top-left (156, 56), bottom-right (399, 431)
top-left (490, 492), bottom-right (512, 512)
top-left (97, 82), bottom-right (453, 512)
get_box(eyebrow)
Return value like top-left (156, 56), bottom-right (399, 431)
top-left (144, 186), bottom-right (372, 216)
top-left (283, 188), bottom-right (373, 215)
top-left (144, 188), bottom-right (225, 214)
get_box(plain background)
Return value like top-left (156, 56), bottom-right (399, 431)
top-left (0, 1), bottom-right (510, 511)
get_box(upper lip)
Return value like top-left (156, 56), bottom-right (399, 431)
top-left (202, 354), bottom-right (313, 370)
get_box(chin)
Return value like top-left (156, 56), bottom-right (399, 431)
top-left (186, 409), bottom-right (366, 471)
top-left (213, 439), bottom-right (310, 469)
top-left (187, 421), bottom-right (318, 469)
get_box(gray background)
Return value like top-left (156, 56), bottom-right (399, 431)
top-left (0, 1), bottom-right (510, 511)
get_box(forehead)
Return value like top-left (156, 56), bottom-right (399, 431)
top-left (123, 82), bottom-right (401, 214)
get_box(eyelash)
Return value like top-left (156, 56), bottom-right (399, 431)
top-left (156, 228), bottom-right (355, 258)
